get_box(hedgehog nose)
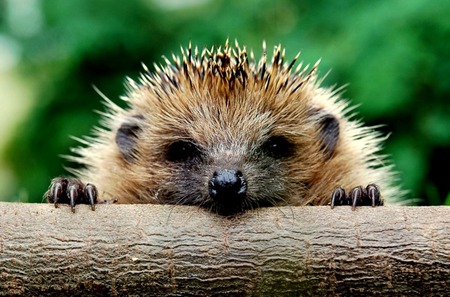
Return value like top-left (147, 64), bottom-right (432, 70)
top-left (209, 169), bottom-right (247, 203)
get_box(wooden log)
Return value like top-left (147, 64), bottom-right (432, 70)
top-left (0, 203), bottom-right (449, 296)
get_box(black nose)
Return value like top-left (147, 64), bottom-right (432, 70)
top-left (209, 169), bottom-right (247, 204)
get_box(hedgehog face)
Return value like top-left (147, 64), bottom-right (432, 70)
top-left (160, 132), bottom-right (298, 215)
top-left (153, 131), bottom-right (299, 215)
top-left (115, 98), bottom-right (340, 215)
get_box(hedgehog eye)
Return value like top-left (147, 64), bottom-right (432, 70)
top-left (262, 136), bottom-right (294, 159)
top-left (166, 140), bottom-right (203, 162)
top-left (318, 113), bottom-right (340, 159)
top-left (116, 115), bottom-right (143, 162)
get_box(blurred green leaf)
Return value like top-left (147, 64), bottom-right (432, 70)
top-left (445, 192), bottom-right (450, 206)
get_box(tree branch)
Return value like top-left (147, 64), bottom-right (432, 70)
top-left (0, 203), bottom-right (449, 296)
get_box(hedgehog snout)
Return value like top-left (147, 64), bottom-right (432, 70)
top-left (208, 169), bottom-right (247, 204)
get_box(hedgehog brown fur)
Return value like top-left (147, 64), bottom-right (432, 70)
top-left (46, 40), bottom-right (402, 215)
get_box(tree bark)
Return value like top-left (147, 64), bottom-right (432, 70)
top-left (0, 203), bottom-right (449, 296)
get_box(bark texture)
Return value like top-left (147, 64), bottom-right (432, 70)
top-left (0, 203), bottom-right (449, 296)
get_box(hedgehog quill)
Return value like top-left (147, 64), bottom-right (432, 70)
top-left (45, 40), bottom-right (401, 215)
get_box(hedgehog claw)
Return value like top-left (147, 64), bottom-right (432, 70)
top-left (47, 177), bottom-right (68, 208)
top-left (330, 187), bottom-right (346, 209)
top-left (84, 183), bottom-right (98, 211)
top-left (367, 184), bottom-right (383, 207)
top-left (350, 186), bottom-right (363, 210)
top-left (52, 181), bottom-right (63, 207)
top-left (330, 184), bottom-right (383, 210)
top-left (68, 186), bottom-right (77, 212)
top-left (45, 177), bottom-right (99, 213)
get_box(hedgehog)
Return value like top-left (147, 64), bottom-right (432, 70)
top-left (45, 40), bottom-right (401, 215)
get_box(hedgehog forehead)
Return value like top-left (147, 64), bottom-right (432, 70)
top-left (144, 85), bottom-right (312, 150)
top-left (166, 91), bottom-right (275, 144)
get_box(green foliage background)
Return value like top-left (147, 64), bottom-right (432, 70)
top-left (1, 0), bottom-right (449, 205)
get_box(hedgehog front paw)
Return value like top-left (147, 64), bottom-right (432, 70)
top-left (45, 177), bottom-right (98, 212)
top-left (330, 184), bottom-right (383, 210)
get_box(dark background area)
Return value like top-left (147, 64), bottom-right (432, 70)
top-left (0, 0), bottom-right (449, 205)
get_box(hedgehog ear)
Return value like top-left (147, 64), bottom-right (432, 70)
top-left (318, 113), bottom-right (340, 159)
top-left (115, 115), bottom-right (143, 162)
